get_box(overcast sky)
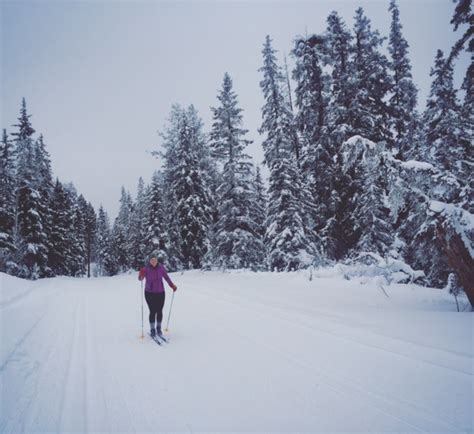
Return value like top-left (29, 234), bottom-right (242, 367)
top-left (1, 0), bottom-right (469, 219)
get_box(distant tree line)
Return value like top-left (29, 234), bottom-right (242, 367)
top-left (1, 1), bottom-right (472, 306)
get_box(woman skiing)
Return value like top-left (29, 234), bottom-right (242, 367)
top-left (138, 252), bottom-right (177, 337)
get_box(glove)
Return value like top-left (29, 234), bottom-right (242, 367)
top-left (138, 268), bottom-right (145, 281)
top-left (171, 284), bottom-right (177, 292)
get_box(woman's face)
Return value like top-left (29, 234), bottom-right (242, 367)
top-left (150, 257), bottom-right (158, 267)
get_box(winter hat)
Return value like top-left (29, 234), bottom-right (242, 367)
top-left (149, 251), bottom-right (159, 261)
top-left (149, 250), bottom-right (166, 263)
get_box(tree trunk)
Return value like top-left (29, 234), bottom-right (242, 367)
top-left (437, 222), bottom-right (474, 310)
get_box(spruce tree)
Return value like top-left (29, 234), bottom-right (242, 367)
top-left (0, 129), bottom-right (17, 272)
top-left (78, 195), bottom-right (97, 277)
top-left (351, 8), bottom-right (392, 145)
top-left (144, 171), bottom-right (168, 260)
top-left (12, 99), bottom-right (49, 279)
top-left (259, 35), bottom-right (316, 271)
top-left (112, 187), bottom-right (133, 272)
top-left (49, 180), bottom-right (74, 275)
top-left (423, 50), bottom-right (467, 175)
top-left (325, 11), bottom-right (354, 145)
top-left (172, 106), bottom-right (212, 269)
top-left (210, 73), bottom-right (265, 269)
top-left (129, 177), bottom-right (147, 270)
top-left (96, 205), bottom-right (115, 276)
top-left (387, 0), bottom-right (418, 159)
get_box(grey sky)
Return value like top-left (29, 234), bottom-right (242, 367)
top-left (1, 0), bottom-right (468, 219)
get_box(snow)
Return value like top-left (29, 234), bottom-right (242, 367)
top-left (1, 270), bottom-right (472, 433)
top-left (400, 160), bottom-right (435, 171)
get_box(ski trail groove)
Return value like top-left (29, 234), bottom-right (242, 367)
top-left (192, 285), bottom-right (464, 431)
top-left (57, 295), bottom-right (87, 433)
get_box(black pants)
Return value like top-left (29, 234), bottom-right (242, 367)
top-left (145, 291), bottom-right (165, 325)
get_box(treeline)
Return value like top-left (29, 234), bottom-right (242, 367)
top-left (1, 1), bottom-right (472, 305)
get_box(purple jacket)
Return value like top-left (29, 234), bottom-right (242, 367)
top-left (139, 264), bottom-right (175, 293)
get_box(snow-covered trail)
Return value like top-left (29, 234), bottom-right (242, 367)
top-left (1, 270), bottom-right (472, 433)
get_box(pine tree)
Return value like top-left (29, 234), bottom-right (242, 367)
top-left (12, 99), bottom-right (49, 279)
top-left (250, 165), bottom-right (267, 240)
top-left (129, 177), bottom-right (147, 270)
top-left (325, 11), bottom-right (354, 146)
top-left (35, 134), bottom-right (54, 275)
top-left (259, 35), bottom-right (317, 271)
top-left (0, 129), bottom-right (17, 273)
top-left (112, 187), bottom-right (133, 273)
top-left (49, 180), bottom-right (74, 275)
top-left (292, 34), bottom-right (328, 151)
top-left (144, 171), bottom-right (168, 261)
top-left (351, 8), bottom-right (392, 145)
top-left (78, 195), bottom-right (97, 277)
top-left (387, 0), bottom-right (418, 159)
top-left (423, 50), bottom-right (467, 175)
top-left (67, 185), bottom-right (86, 277)
top-left (172, 106), bottom-right (212, 269)
top-left (210, 73), bottom-right (265, 269)
top-left (292, 34), bottom-right (335, 250)
top-left (96, 205), bottom-right (115, 276)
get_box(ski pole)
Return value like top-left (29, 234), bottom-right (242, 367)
top-left (140, 280), bottom-right (144, 339)
top-left (165, 291), bottom-right (175, 332)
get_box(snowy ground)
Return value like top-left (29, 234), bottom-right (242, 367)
top-left (0, 268), bottom-right (472, 433)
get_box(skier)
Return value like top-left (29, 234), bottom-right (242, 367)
top-left (138, 252), bottom-right (177, 338)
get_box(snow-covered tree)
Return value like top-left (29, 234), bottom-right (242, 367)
top-left (158, 105), bottom-right (212, 269)
top-left (12, 99), bottom-right (50, 279)
top-left (49, 179), bottom-right (75, 276)
top-left (340, 136), bottom-right (394, 258)
top-left (96, 205), bottom-right (115, 276)
top-left (144, 171), bottom-right (168, 260)
top-left (351, 8), bottom-right (392, 145)
top-left (78, 195), bottom-right (97, 277)
top-left (387, 0), bottom-right (418, 159)
top-left (209, 73), bottom-right (265, 269)
top-left (259, 35), bottom-right (317, 271)
top-left (0, 129), bottom-right (17, 272)
top-left (129, 177), bottom-right (147, 270)
top-left (422, 50), bottom-right (470, 181)
top-left (112, 187), bottom-right (133, 272)
top-left (324, 11), bottom-right (354, 146)
top-left (250, 164), bottom-right (267, 241)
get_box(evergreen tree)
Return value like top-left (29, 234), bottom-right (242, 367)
top-left (387, 0), bottom-right (418, 159)
top-left (351, 8), bottom-right (392, 144)
top-left (112, 187), bottom-right (133, 272)
top-left (144, 171), bottom-right (168, 260)
top-left (422, 50), bottom-right (467, 176)
top-left (210, 73), bottom-right (265, 269)
top-left (172, 106), bottom-right (212, 269)
top-left (78, 195), bottom-right (97, 277)
top-left (292, 34), bottom-right (328, 151)
top-left (49, 180), bottom-right (74, 275)
top-left (0, 129), bottom-right (17, 272)
top-left (129, 177), bottom-right (147, 270)
top-left (12, 99), bottom-right (49, 279)
top-left (325, 11), bottom-right (354, 146)
top-left (340, 137), bottom-right (394, 258)
top-left (35, 134), bottom-right (54, 275)
top-left (67, 186), bottom-right (86, 277)
top-left (292, 34), bottom-right (335, 251)
top-left (96, 206), bottom-right (115, 276)
top-left (259, 35), bottom-right (316, 271)
top-left (250, 165), bottom-right (267, 241)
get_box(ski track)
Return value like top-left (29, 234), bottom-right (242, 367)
top-left (1, 272), bottom-right (472, 433)
top-left (190, 285), bottom-right (465, 432)
top-left (197, 284), bottom-right (472, 376)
